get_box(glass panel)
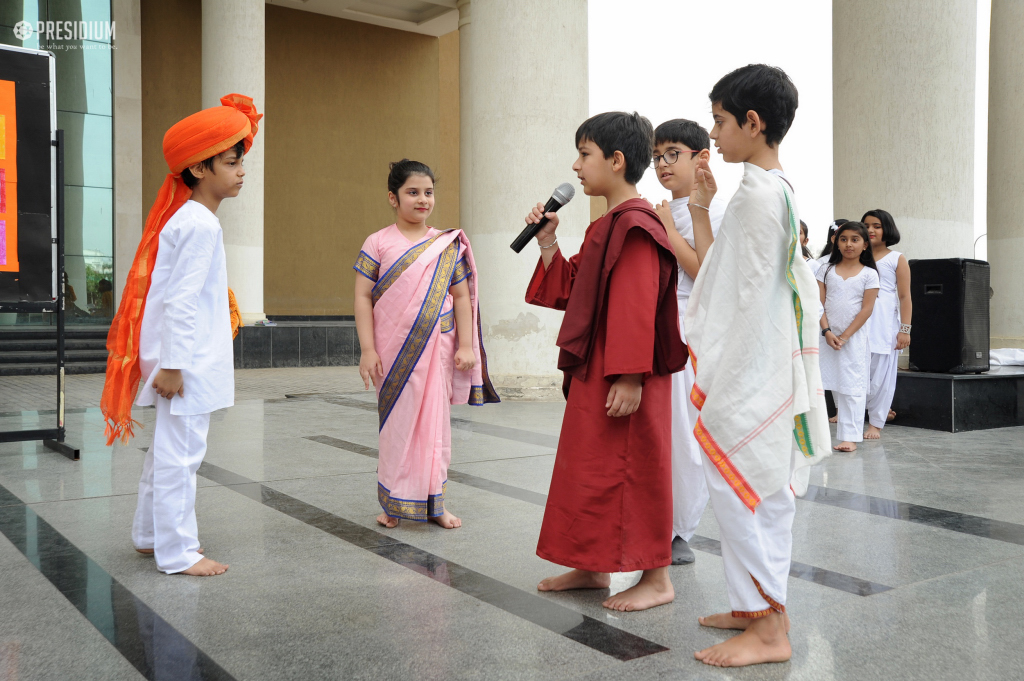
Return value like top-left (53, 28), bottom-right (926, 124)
top-left (65, 185), bottom-right (112, 257)
top-left (57, 111), bottom-right (112, 188)
top-left (48, 0), bottom-right (113, 43)
top-left (53, 40), bottom-right (112, 115)
top-left (0, 2), bottom-right (44, 33)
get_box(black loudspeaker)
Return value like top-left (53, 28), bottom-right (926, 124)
top-left (909, 258), bottom-right (990, 373)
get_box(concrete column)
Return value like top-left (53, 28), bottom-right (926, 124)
top-left (112, 0), bottom-right (142, 307)
top-left (987, 0), bottom-right (1024, 348)
top-left (833, 0), bottom-right (977, 260)
top-left (202, 0), bottom-right (265, 323)
top-left (458, 0), bottom-right (589, 395)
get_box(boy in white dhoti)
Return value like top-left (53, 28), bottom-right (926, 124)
top-left (102, 95), bottom-right (262, 576)
top-left (684, 65), bottom-right (831, 667)
top-left (651, 119), bottom-right (726, 565)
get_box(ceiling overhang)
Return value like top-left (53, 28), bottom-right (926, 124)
top-left (266, 0), bottom-right (459, 37)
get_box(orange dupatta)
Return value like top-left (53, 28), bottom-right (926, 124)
top-left (101, 94), bottom-right (262, 445)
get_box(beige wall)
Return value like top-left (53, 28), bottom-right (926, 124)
top-left (140, 0), bottom-right (202, 213)
top-left (264, 6), bottom-right (458, 316)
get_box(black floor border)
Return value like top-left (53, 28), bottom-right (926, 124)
top-left (196, 461), bottom-right (667, 662)
top-left (0, 483), bottom-right (237, 681)
top-left (293, 394), bottom-right (1024, 548)
top-left (303, 434), bottom-right (894, 597)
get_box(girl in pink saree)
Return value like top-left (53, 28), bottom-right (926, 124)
top-left (353, 160), bottom-right (499, 529)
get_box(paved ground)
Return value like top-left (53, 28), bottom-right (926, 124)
top-left (1, 367), bottom-right (1022, 680)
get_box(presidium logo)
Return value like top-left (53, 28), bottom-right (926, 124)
top-left (13, 20), bottom-right (115, 42)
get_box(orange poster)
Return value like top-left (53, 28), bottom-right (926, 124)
top-left (0, 79), bottom-right (18, 272)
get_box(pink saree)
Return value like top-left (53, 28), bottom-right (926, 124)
top-left (354, 225), bottom-right (499, 520)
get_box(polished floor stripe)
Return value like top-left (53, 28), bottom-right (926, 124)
top-left (305, 434), bottom-right (893, 596)
top-left (197, 461), bottom-right (668, 662)
top-left (686, 535), bottom-right (892, 597)
top-left (802, 485), bottom-right (1024, 546)
top-left (0, 483), bottom-right (237, 681)
top-left (298, 395), bottom-right (1024, 547)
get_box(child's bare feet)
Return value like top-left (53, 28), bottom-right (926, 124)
top-left (537, 569), bottom-right (611, 592)
top-left (430, 509), bottom-right (462, 529)
top-left (602, 567), bottom-right (674, 612)
top-left (700, 611), bottom-right (790, 633)
top-left (828, 415), bottom-right (838, 423)
top-left (834, 441), bottom-right (857, 452)
top-left (864, 425), bottom-right (882, 439)
top-left (695, 610), bottom-right (791, 667)
top-left (887, 409), bottom-right (896, 422)
top-left (136, 547), bottom-right (203, 555)
top-left (181, 557), bottom-right (228, 576)
top-left (376, 512), bottom-right (399, 528)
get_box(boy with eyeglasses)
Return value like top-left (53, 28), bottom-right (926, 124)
top-left (651, 119), bottom-right (727, 566)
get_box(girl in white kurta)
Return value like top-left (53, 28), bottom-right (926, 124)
top-left (817, 222), bottom-right (879, 452)
top-left (862, 210), bottom-right (912, 439)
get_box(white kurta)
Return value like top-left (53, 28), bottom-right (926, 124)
top-left (668, 196), bottom-right (725, 541)
top-left (817, 264), bottom-right (879, 397)
top-left (867, 251), bottom-right (902, 354)
top-left (136, 200), bottom-right (234, 414)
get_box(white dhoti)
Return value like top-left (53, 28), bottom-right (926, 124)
top-left (866, 351), bottom-right (899, 429)
top-left (132, 397), bottom-right (210, 574)
top-left (672, 312), bottom-right (709, 541)
top-left (833, 391), bottom-right (866, 443)
top-left (702, 451), bottom-right (795, 616)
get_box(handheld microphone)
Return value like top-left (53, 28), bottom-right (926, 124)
top-left (510, 183), bottom-right (576, 253)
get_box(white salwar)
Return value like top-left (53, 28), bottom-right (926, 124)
top-left (866, 251), bottom-right (903, 429)
top-left (668, 197), bottom-right (725, 541)
top-left (133, 200), bottom-right (234, 574)
top-left (685, 165), bottom-right (831, 617)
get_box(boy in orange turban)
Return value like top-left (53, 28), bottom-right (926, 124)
top-left (102, 94), bottom-right (261, 576)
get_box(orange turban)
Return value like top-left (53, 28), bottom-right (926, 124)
top-left (101, 94), bottom-right (262, 445)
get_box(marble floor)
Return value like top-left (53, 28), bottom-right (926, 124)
top-left (1, 367), bottom-right (1023, 680)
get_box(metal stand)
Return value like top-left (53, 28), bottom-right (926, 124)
top-left (0, 129), bottom-right (79, 461)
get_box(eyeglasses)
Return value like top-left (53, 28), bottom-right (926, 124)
top-left (650, 149), bottom-right (699, 168)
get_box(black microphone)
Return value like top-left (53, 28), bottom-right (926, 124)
top-left (510, 183), bottom-right (576, 253)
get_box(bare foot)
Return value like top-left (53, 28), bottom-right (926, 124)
top-left (430, 509), bottom-right (462, 529)
top-left (537, 569), bottom-right (611, 592)
top-left (376, 512), bottom-right (399, 528)
top-left (602, 567), bottom-right (674, 612)
top-left (828, 415), bottom-right (838, 423)
top-left (181, 557), bottom-right (228, 576)
top-left (695, 611), bottom-right (791, 667)
top-left (136, 547), bottom-right (203, 555)
top-left (864, 425), bottom-right (882, 440)
top-left (887, 409), bottom-right (896, 422)
top-left (834, 441), bottom-right (857, 452)
top-left (700, 611), bottom-right (791, 633)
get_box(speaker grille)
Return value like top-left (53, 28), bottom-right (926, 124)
top-left (960, 261), bottom-right (990, 372)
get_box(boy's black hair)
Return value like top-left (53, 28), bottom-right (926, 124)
top-left (861, 208), bottom-right (901, 246)
top-left (826, 221), bottom-right (877, 270)
top-left (799, 220), bottom-right (811, 260)
top-left (819, 218), bottom-right (849, 258)
top-left (575, 111), bottom-right (654, 185)
top-left (388, 159), bottom-right (435, 194)
top-left (181, 140), bottom-right (245, 189)
top-left (709, 64), bottom-right (798, 147)
top-left (653, 119), bottom-right (710, 153)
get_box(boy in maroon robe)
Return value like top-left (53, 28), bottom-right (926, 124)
top-left (523, 112), bottom-right (687, 612)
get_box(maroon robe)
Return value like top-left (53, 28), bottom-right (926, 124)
top-left (526, 198), bottom-right (686, 573)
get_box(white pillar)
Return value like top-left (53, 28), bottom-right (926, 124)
top-left (202, 0), bottom-right (265, 323)
top-left (987, 0), bottom-right (1024, 348)
top-left (458, 0), bottom-right (589, 394)
top-left (833, 0), bottom-right (977, 260)
top-left (112, 0), bottom-right (142, 308)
